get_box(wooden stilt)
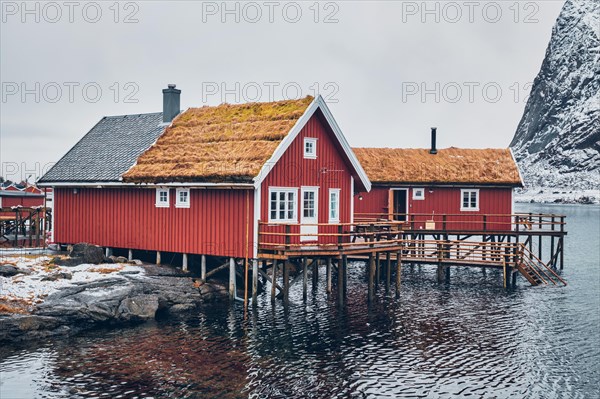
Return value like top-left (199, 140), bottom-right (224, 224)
top-left (283, 261), bottom-right (290, 303)
top-left (538, 235), bottom-right (542, 261)
top-left (303, 257), bottom-right (308, 301)
top-left (342, 255), bottom-right (348, 295)
top-left (395, 252), bottom-right (402, 298)
top-left (559, 237), bottom-right (564, 270)
top-left (252, 259), bottom-right (258, 305)
top-left (229, 258), bottom-right (236, 300)
top-left (368, 253), bottom-right (375, 302)
top-left (271, 260), bottom-right (278, 303)
top-left (338, 258), bottom-right (344, 305)
top-left (385, 252), bottom-right (391, 293)
top-left (156, 251), bottom-right (161, 265)
top-left (105, 247), bottom-right (113, 257)
top-left (312, 258), bottom-right (319, 289)
top-left (182, 254), bottom-right (188, 272)
top-left (326, 257), bottom-right (332, 294)
top-left (375, 252), bottom-right (380, 285)
top-left (128, 249), bottom-right (133, 261)
top-left (201, 255), bottom-right (207, 281)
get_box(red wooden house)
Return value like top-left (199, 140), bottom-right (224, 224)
top-left (353, 129), bottom-right (523, 232)
top-left (38, 87), bottom-right (371, 261)
top-left (0, 183), bottom-right (45, 208)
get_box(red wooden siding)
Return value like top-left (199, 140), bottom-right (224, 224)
top-left (54, 187), bottom-right (254, 258)
top-left (260, 112), bottom-right (354, 246)
top-left (355, 186), bottom-right (513, 231)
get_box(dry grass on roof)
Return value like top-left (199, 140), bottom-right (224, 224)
top-left (123, 96), bottom-right (314, 183)
top-left (353, 147), bottom-right (522, 186)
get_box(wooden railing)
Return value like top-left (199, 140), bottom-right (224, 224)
top-left (354, 212), bottom-right (566, 233)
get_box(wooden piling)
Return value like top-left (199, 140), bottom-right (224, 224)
top-left (312, 258), bottom-right (319, 289)
top-left (385, 252), bottom-right (391, 293)
top-left (368, 253), bottom-right (375, 302)
top-left (375, 252), bottom-right (380, 285)
top-left (303, 257), bottom-right (308, 301)
top-left (201, 255), bottom-right (207, 281)
top-left (105, 247), bottom-right (113, 257)
top-left (342, 255), bottom-right (348, 295)
top-left (182, 254), bottom-right (188, 272)
top-left (326, 257), bottom-right (332, 294)
top-left (229, 258), bottom-right (236, 300)
top-left (271, 260), bottom-right (278, 303)
top-left (338, 257), bottom-right (344, 305)
top-left (128, 249), bottom-right (133, 261)
top-left (252, 259), bottom-right (258, 305)
top-left (283, 261), bottom-right (290, 303)
top-left (156, 251), bottom-right (161, 265)
top-left (395, 252), bottom-right (402, 298)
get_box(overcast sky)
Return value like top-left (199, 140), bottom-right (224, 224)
top-left (0, 0), bottom-right (565, 182)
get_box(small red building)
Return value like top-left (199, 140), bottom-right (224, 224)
top-left (0, 183), bottom-right (45, 208)
top-left (353, 132), bottom-right (523, 231)
top-left (38, 88), bottom-right (370, 259)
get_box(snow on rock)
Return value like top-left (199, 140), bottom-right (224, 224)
top-left (510, 0), bottom-right (599, 198)
top-left (0, 256), bottom-right (144, 307)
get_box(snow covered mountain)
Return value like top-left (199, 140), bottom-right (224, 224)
top-left (510, 0), bottom-right (599, 202)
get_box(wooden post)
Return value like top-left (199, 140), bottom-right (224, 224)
top-left (375, 252), bottom-right (380, 286)
top-left (105, 247), bottom-right (113, 258)
top-left (303, 257), bottom-right (308, 301)
top-left (271, 260), bottom-right (278, 303)
top-left (229, 258), bottom-right (236, 300)
top-left (368, 253), bottom-right (375, 302)
top-left (252, 259), bottom-right (258, 305)
top-left (342, 255), bottom-right (348, 295)
top-left (559, 237), bottom-right (564, 270)
top-left (538, 235), bottom-right (542, 262)
top-left (283, 261), bottom-right (290, 303)
top-left (312, 258), bottom-right (319, 289)
top-left (128, 249), bottom-right (133, 261)
top-left (326, 257), bottom-right (332, 294)
top-left (156, 251), bottom-right (161, 265)
top-left (385, 251), bottom-right (391, 293)
top-left (338, 258), bottom-right (344, 305)
top-left (201, 255), bottom-right (207, 281)
top-left (182, 253), bottom-right (188, 272)
top-left (395, 252), bottom-right (402, 298)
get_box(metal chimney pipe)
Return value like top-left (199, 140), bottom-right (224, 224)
top-left (162, 84), bottom-right (181, 123)
top-left (430, 127), bottom-right (437, 154)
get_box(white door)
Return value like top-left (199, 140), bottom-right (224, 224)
top-left (301, 187), bottom-right (319, 242)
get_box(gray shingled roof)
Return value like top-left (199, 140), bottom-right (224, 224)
top-left (39, 112), bottom-right (165, 183)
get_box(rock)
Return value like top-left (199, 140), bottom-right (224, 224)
top-left (41, 271), bottom-right (72, 281)
top-left (83, 245), bottom-right (106, 264)
top-left (0, 264), bottom-right (22, 277)
top-left (117, 295), bottom-right (159, 321)
top-left (129, 259), bottom-right (143, 265)
top-left (109, 255), bottom-right (129, 263)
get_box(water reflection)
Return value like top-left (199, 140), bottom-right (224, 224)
top-left (1, 204), bottom-right (598, 398)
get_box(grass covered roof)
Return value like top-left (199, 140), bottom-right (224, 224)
top-left (123, 96), bottom-right (314, 183)
top-left (352, 147), bottom-right (523, 186)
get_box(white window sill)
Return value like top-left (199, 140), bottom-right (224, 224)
top-left (155, 203), bottom-right (169, 208)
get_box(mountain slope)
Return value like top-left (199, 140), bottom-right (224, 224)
top-left (510, 0), bottom-right (599, 198)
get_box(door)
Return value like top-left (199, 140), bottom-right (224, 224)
top-left (301, 187), bottom-right (319, 242)
top-left (393, 189), bottom-right (407, 221)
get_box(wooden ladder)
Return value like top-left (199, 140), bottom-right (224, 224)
top-left (516, 244), bottom-right (567, 287)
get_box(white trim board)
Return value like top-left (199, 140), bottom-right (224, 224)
top-left (252, 95), bottom-right (371, 192)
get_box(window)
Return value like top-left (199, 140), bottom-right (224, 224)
top-left (304, 137), bottom-right (317, 159)
top-left (269, 188), bottom-right (297, 223)
top-left (303, 190), bottom-right (316, 218)
top-left (176, 188), bottom-right (190, 208)
top-left (461, 189), bottom-right (479, 211)
top-left (329, 189), bottom-right (340, 223)
top-left (156, 188), bottom-right (169, 208)
top-left (413, 188), bottom-right (425, 200)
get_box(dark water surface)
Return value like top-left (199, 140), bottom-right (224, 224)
top-left (1, 204), bottom-right (599, 398)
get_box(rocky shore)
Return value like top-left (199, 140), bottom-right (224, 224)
top-left (0, 248), bottom-right (227, 343)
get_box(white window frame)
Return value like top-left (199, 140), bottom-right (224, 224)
top-left (268, 187), bottom-right (298, 223)
top-left (303, 137), bottom-right (317, 159)
top-left (156, 188), bottom-right (170, 208)
top-left (412, 188), bottom-right (425, 200)
top-left (175, 188), bottom-right (190, 208)
top-left (329, 188), bottom-right (341, 223)
top-left (460, 189), bottom-right (480, 211)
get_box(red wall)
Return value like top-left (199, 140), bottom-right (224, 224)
top-left (54, 187), bottom-right (254, 258)
top-left (355, 186), bottom-right (513, 231)
top-left (260, 112), bottom-right (354, 247)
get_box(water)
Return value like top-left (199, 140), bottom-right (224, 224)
top-left (1, 203), bottom-right (599, 399)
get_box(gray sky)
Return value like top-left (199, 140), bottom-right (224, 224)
top-left (0, 0), bottom-right (565, 182)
